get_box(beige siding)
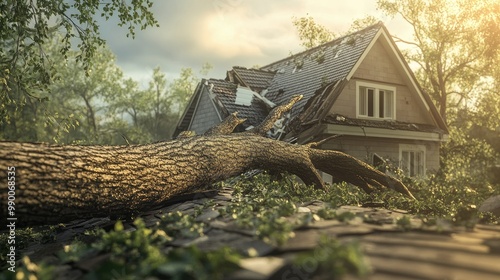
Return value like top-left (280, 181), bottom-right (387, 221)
top-left (189, 89), bottom-right (221, 134)
top-left (330, 81), bottom-right (356, 117)
top-left (320, 135), bottom-right (440, 178)
top-left (330, 40), bottom-right (433, 125)
top-left (352, 40), bottom-right (405, 84)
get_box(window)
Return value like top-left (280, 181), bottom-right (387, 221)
top-left (399, 144), bottom-right (425, 177)
top-left (357, 82), bottom-right (395, 119)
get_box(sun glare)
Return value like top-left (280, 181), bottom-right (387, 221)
top-left (201, 15), bottom-right (262, 58)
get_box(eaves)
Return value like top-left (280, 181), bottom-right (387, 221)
top-left (324, 124), bottom-right (449, 142)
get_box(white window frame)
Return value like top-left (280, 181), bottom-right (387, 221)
top-left (356, 81), bottom-right (396, 120)
top-left (399, 144), bottom-right (426, 177)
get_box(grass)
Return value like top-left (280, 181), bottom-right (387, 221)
top-left (1, 172), bottom-right (498, 279)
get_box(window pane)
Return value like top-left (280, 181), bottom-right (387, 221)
top-left (410, 151), bottom-right (415, 177)
top-left (359, 87), bottom-right (366, 115)
top-left (385, 90), bottom-right (393, 118)
top-left (367, 88), bottom-right (374, 117)
top-left (417, 151), bottom-right (423, 176)
top-left (379, 90), bottom-right (385, 118)
top-left (401, 151), bottom-right (408, 175)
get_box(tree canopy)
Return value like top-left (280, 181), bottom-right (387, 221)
top-left (377, 0), bottom-right (500, 123)
top-left (0, 32), bottom-right (208, 144)
top-left (291, 15), bottom-right (335, 49)
top-left (0, 1), bottom-right (214, 145)
top-left (0, 0), bottom-right (158, 125)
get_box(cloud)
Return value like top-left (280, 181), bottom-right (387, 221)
top-left (97, 1), bottom-right (413, 84)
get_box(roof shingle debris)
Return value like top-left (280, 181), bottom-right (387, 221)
top-left (205, 78), bottom-right (271, 129)
top-left (18, 187), bottom-right (500, 280)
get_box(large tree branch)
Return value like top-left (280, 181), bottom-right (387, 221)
top-left (0, 97), bottom-right (415, 227)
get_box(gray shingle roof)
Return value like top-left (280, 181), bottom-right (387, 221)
top-left (260, 23), bottom-right (382, 119)
top-left (226, 66), bottom-right (276, 93)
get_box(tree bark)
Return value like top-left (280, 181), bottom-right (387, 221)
top-left (0, 96), bottom-right (415, 227)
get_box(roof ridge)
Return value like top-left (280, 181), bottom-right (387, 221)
top-left (208, 78), bottom-right (233, 83)
top-left (260, 21), bottom-right (384, 70)
top-left (232, 65), bottom-right (276, 73)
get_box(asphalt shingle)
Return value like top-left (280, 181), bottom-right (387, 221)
top-left (227, 66), bottom-right (276, 93)
top-left (260, 23), bottom-right (382, 120)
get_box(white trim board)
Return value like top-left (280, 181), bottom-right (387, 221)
top-left (325, 124), bottom-right (448, 142)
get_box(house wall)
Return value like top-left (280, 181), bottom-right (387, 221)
top-left (320, 135), bottom-right (440, 180)
top-left (330, 40), bottom-right (432, 125)
top-left (189, 88), bottom-right (222, 134)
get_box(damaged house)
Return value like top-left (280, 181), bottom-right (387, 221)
top-left (173, 22), bottom-right (449, 179)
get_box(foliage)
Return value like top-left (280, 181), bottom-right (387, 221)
top-left (91, 219), bottom-right (171, 274)
top-left (0, 0), bottom-right (158, 110)
top-left (1, 36), bottom-right (123, 143)
top-left (0, 226), bottom-right (58, 266)
top-left (3, 218), bottom-right (240, 280)
top-left (0, 256), bottom-right (54, 280)
top-left (226, 168), bottom-right (499, 228)
top-left (317, 208), bottom-right (356, 222)
top-left (155, 246), bottom-right (240, 280)
top-left (291, 15), bottom-right (335, 49)
top-left (346, 16), bottom-right (380, 34)
top-left (396, 215), bottom-right (413, 231)
top-left (366, 175), bottom-right (498, 226)
top-left (292, 235), bottom-right (371, 279)
top-left (0, 31), bottom-right (208, 144)
top-left (2, 169), bottom-right (498, 279)
top-left (440, 123), bottom-right (498, 189)
top-left (158, 211), bottom-right (205, 239)
top-left (220, 175), bottom-right (301, 245)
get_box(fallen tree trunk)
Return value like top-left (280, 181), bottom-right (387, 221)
top-left (0, 96), bottom-right (414, 226)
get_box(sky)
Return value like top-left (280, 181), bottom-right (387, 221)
top-left (97, 0), bottom-right (413, 87)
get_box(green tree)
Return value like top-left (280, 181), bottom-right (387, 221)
top-left (0, 35), bottom-right (81, 142)
top-left (0, 0), bottom-right (158, 125)
top-left (139, 65), bottom-right (210, 141)
top-left (292, 15), bottom-right (335, 49)
top-left (346, 16), bottom-right (380, 34)
top-left (0, 34), bottom-right (130, 144)
top-left (110, 78), bottom-right (146, 129)
top-left (51, 44), bottom-right (124, 143)
top-left (377, 0), bottom-right (500, 123)
top-left (146, 67), bottom-right (172, 141)
top-left (169, 68), bottom-right (198, 116)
